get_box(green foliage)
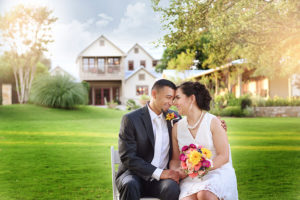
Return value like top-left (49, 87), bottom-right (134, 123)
top-left (140, 94), bottom-right (150, 101)
top-left (126, 99), bottom-right (140, 110)
top-left (240, 95), bottom-right (252, 109)
top-left (0, 5), bottom-right (57, 103)
top-left (152, 0), bottom-right (300, 77)
top-left (167, 49), bottom-right (195, 71)
top-left (220, 106), bottom-right (244, 117)
top-left (81, 81), bottom-right (90, 93)
top-left (252, 97), bottom-right (300, 107)
top-left (30, 75), bottom-right (88, 109)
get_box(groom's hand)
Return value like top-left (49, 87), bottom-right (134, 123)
top-left (217, 116), bottom-right (227, 132)
top-left (160, 169), bottom-right (180, 183)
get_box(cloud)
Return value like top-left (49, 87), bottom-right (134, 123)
top-left (47, 18), bottom-right (98, 79)
top-left (96, 13), bottom-right (113, 27)
top-left (110, 2), bottom-right (165, 59)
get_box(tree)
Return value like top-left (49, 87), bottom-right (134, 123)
top-left (0, 5), bottom-right (57, 103)
top-left (152, 0), bottom-right (300, 77)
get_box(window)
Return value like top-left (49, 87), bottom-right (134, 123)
top-left (139, 73), bottom-right (145, 81)
top-left (128, 61), bottom-right (134, 71)
top-left (134, 47), bottom-right (139, 54)
top-left (152, 60), bottom-right (158, 67)
top-left (108, 57), bottom-right (120, 65)
top-left (83, 58), bottom-right (89, 71)
top-left (136, 86), bottom-right (148, 95)
top-left (97, 58), bottom-right (105, 73)
top-left (100, 40), bottom-right (105, 46)
top-left (140, 60), bottom-right (146, 68)
top-left (82, 57), bottom-right (95, 72)
top-left (89, 58), bottom-right (95, 70)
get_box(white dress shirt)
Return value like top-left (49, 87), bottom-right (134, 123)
top-left (147, 105), bottom-right (170, 180)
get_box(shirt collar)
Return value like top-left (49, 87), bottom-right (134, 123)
top-left (147, 103), bottom-right (163, 122)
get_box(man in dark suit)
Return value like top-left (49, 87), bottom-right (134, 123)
top-left (116, 79), bottom-right (180, 200)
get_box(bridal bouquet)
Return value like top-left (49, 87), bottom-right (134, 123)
top-left (180, 144), bottom-right (213, 178)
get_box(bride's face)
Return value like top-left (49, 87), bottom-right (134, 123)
top-left (173, 88), bottom-right (192, 115)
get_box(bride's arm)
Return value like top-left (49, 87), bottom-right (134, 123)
top-left (169, 123), bottom-right (187, 179)
top-left (210, 117), bottom-right (230, 170)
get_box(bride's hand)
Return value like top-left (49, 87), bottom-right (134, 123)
top-left (178, 169), bottom-right (188, 180)
top-left (217, 116), bottom-right (227, 132)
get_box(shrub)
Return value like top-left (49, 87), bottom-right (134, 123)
top-left (126, 99), bottom-right (140, 110)
top-left (107, 101), bottom-right (118, 109)
top-left (240, 95), bottom-right (252, 109)
top-left (243, 107), bottom-right (254, 117)
top-left (220, 106), bottom-right (244, 117)
top-left (0, 95), bottom-right (2, 105)
top-left (30, 75), bottom-right (88, 109)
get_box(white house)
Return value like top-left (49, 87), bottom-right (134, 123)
top-left (50, 66), bottom-right (76, 80)
top-left (76, 35), bottom-right (161, 105)
top-left (125, 43), bottom-right (159, 72)
top-left (124, 67), bottom-right (160, 103)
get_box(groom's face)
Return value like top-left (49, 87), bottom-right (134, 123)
top-left (153, 86), bottom-right (175, 112)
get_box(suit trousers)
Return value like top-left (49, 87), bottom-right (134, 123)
top-left (116, 172), bottom-right (180, 200)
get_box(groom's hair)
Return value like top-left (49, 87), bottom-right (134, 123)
top-left (151, 79), bottom-right (177, 92)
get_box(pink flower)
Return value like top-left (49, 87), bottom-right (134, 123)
top-left (197, 145), bottom-right (203, 149)
top-left (189, 172), bottom-right (198, 178)
top-left (181, 161), bottom-right (187, 169)
top-left (189, 144), bottom-right (196, 148)
top-left (202, 160), bottom-right (211, 168)
top-left (194, 162), bottom-right (202, 171)
top-left (182, 145), bottom-right (189, 151)
top-left (179, 153), bottom-right (187, 161)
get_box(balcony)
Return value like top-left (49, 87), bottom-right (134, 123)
top-left (79, 57), bottom-right (123, 81)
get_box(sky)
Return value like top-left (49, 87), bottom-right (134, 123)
top-left (0, 0), bottom-right (167, 79)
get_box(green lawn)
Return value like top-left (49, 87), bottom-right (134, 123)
top-left (0, 104), bottom-right (299, 200)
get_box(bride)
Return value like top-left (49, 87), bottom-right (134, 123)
top-left (170, 81), bottom-right (238, 200)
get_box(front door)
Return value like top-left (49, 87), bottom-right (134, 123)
top-left (95, 88), bottom-right (110, 105)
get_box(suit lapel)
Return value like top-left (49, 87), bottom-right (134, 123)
top-left (163, 110), bottom-right (173, 161)
top-left (141, 106), bottom-right (155, 148)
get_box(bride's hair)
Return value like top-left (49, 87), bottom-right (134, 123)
top-left (178, 81), bottom-right (212, 111)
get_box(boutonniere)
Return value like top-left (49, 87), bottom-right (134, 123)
top-left (166, 112), bottom-right (177, 121)
top-left (165, 112), bottom-right (180, 127)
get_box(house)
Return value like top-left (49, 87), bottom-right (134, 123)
top-left (76, 35), bottom-right (161, 105)
top-left (50, 66), bottom-right (76, 80)
top-left (124, 67), bottom-right (160, 103)
top-left (187, 60), bottom-right (300, 98)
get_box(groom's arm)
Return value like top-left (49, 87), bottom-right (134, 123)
top-left (118, 114), bottom-right (156, 181)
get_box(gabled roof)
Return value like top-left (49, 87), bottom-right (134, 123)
top-left (189, 59), bottom-right (245, 79)
top-left (127, 43), bottom-right (155, 60)
top-left (50, 66), bottom-right (76, 80)
top-left (76, 35), bottom-right (125, 62)
top-left (125, 67), bottom-right (161, 81)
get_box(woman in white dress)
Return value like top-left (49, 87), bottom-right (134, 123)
top-left (170, 81), bottom-right (238, 200)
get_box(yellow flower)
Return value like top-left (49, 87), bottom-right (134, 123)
top-left (166, 112), bottom-right (175, 120)
top-left (188, 150), bottom-right (202, 166)
top-left (202, 148), bottom-right (212, 159)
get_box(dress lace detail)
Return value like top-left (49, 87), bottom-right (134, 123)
top-left (177, 113), bottom-right (238, 200)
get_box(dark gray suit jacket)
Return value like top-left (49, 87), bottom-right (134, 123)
top-left (116, 105), bottom-right (180, 182)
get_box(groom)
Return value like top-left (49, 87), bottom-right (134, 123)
top-left (116, 79), bottom-right (180, 200)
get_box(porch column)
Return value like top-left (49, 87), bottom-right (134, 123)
top-left (236, 72), bottom-right (242, 97)
top-left (92, 87), bottom-right (95, 105)
top-left (214, 73), bottom-right (219, 96)
top-left (227, 71), bottom-right (232, 93)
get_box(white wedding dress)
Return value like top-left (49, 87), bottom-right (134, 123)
top-left (177, 112), bottom-right (238, 200)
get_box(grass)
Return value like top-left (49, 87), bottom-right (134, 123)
top-left (0, 104), bottom-right (299, 200)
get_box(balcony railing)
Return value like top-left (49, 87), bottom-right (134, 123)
top-left (82, 64), bottom-right (121, 74)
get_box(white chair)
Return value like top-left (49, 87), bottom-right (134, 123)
top-left (111, 146), bottom-right (159, 200)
